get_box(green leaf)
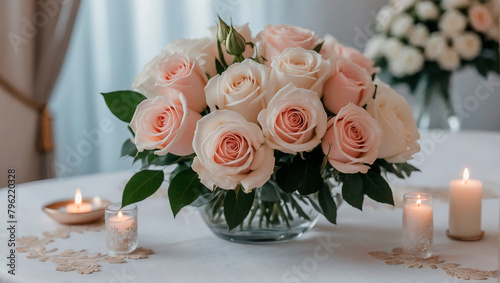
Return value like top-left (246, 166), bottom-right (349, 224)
top-left (215, 58), bottom-right (225, 75)
top-left (318, 183), bottom-right (337, 224)
top-left (276, 156), bottom-right (323, 195)
top-left (260, 180), bottom-right (280, 202)
top-left (168, 167), bottom-right (205, 217)
top-left (396, 162), bottom-right (420, 177)
top-left (121, 139), bottom-right (137, 158)
top-left (101, 90), bottom-right (146, 122)
top-left (362, 171), bottom-right (394, 206)
top-left (342, 174), bottom-right (364, 210)
top-left (223, 188), bottom-right (255, 231)
top-left (121, 170), bottom-right (164, 208)
top-left (149, 153), bottom-right (185, 167)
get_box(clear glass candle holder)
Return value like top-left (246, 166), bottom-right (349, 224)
top-left (105, 203), bottom-right (138, 255)
top-left (402, 193), bottom-right (433, 258)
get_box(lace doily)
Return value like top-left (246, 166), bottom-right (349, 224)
top-left (369, 248), bottom-right (498, 280)
top-left (17, 221), bottom-right (154, 274)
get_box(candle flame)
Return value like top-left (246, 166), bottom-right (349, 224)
top-left (416, 198), bottom-right (421, 207)
top-left (463, 168), bottom-right (470, 183)
top-left (75, 189), bottom-right (82, 205)
top-left (118, 210), bottom-right (123, 218)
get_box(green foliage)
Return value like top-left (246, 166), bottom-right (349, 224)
top-left (276, 153), bottom-right (323, 195)
top-left (101, 90), bottom-right (146, 122)
top-left (168, 167), bottom-right (205, 217)
top-left (318, 184), bottom-right (337, 224)
top-left (342, 174), bottom-right (364, 210)
top-left (121, 170), bottom-right (164, 208)
top-left (223, 188), bottom-right (256, 231)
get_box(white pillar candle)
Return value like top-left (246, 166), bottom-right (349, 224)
top-left (449, 168), bottom-right (482, 237)
top-left (403, 193), bottom-right (433, 257)
top-left (66, 189), bottom-right (92, 213)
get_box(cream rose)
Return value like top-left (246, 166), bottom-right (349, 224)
top-left (366, 81), bottom-right (420, 163)
top-left (270, 47), bottom-right (331, 97)
top-left (439, 10), bottom-right (467, 36)
top-left (130, 93), bottom-right (202, 156)
top-left (437, 47), bottom-right (460, 70)
top-left (375, 6), bottom-right (396, 32)
top-left (256, 24), bottom-right (321, 62)
top-left (205, 59), bottom-right (274, 123)
top-left (384, 37), bottom-right (403, 60)
top-left (257, 84), bottom-right (327, 154)
top-left (442, 0), bottom-right (469, 10)
top-left (321, 103), bottom-right (382, 174)
top-left (399, 46), bottom-right (425, 76)
top-left (454, 32), bottom-right (482, 60)
top-left (322, 59), bottom-right (375, 114)
top-left (425, 32), bottom-right (447, 60)
top-left (409, 24), bottom-right (430, 47)
top-left (192, 110), bottom-right (275, 193)
top-left (364, 35), bottom-right (386, 60)
top-left (468, 5), bottom-right (494, 32)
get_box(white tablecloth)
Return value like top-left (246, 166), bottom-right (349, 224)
top-left (1, 130), bottom-right (499, 283)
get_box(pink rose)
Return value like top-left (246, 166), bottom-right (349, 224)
top-left (270, 47), bottom-right (331, 97)
top-left (192, 110), bottom-right (275, 192)
top-left (321, 103), bottom-right (382, 174)
top-left (130, 93), bottom-right (202, 156)
top-left (258, 84), bottom-right (327, 154)
top-left (256, 24), bottom-right (321, 63)
top-left (322, 59), bottom-right (376, 114)
top-left (333, 44), bottom-right (380, 75)
top-left (155, 53), bottom-right (208, 113)
top-left (469, 5), bottom-right (494, 32)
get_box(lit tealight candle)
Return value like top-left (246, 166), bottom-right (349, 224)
top-left (403, 193), bottom-right (433, 257)
top-left (66, 189), bottom-right (93, 213)
top-left (108, 210), bottom-right (135, 233)
top-left (449, 168), bottom-right (483, 238)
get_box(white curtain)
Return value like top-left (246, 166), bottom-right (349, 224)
top-left (50, 0), bottom-right (500, 178)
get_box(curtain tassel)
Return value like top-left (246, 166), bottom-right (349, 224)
top-left (38, 106), bottom-right (54, 153)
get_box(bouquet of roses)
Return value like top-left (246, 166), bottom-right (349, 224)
top-left (365, 0), bottom-right (499, 126)
top-left (102, 17), bottom-right (420, 233)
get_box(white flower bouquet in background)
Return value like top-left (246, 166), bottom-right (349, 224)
top-left (366, 0), bottom-right (499, 128)
top-left (102, 17), bottom-right (420, 242)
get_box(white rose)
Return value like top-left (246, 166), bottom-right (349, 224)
top-left (401, 46), bottom-right (425, 75)
top-left (409, 24), bottom-right (430, 47)
top-left (486, 0), bottom-right (499, 18)
top-left (364, 35), bottom-right (386, 60)
top-left (453, 32), bottom-right (482, 60)
top-left (384, 37), bottom-right (403, 60)
top-left (192, 110), bottom-right (275, 193)
top-left (257, 84), bottom-right (327, 154)
top-left (394, 0), bottom-right (417, 12)
top-left (388, 57), bottom-right (407, 78)
top-left (367, 80), bottom-right (420, 163)
top-left (437, 47), bottom-right (461, 70)
top-left (425, 33), bottom-right (447, 60)
top-left (390, 14), bottom-right (414, 37)
top-left (376, 6), bottom-right (397, 32)
top-left (442, 0), bottom-right (470, 10)
top-left (205, 59), bottom-right (274, 123)
top-left (270, 47), bottom-right (331, 97)
top-left (415, 1), bottom-right (440, 20)
top-left (439, 10), bottom-right (467, 36)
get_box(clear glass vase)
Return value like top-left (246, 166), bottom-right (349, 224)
top-left (200, 183), bottom-right (319, 244)
top-left (413, 76), bottom-right (461, 130)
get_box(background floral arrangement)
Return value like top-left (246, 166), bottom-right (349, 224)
top-left (102, 17), bottom-right (421, 231)
top-left (365, 0), bottom-right (499, 126)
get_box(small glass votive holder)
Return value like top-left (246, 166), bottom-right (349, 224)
top-left (402, 193), bottom-right (433, 258)
top-left (105, 203), bottom-right (138, 255)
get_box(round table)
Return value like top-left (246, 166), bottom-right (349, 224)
top-left (1, 130), bottom-right (499, 282)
